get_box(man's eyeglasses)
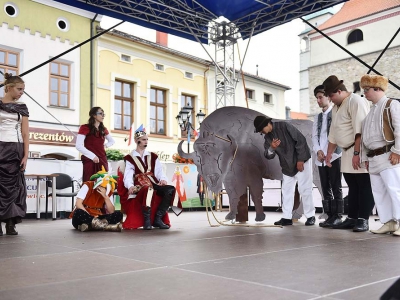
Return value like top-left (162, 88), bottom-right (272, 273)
top-left (363, 87), bottom-right (379, 93)
top-left (96, 112), bottom-right (105, 117)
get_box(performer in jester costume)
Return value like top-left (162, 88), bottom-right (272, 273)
top-left (70, 166), bottom-right (123, 232)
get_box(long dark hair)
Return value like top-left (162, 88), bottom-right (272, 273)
top-left (88, 107), bottom-right (106, 137)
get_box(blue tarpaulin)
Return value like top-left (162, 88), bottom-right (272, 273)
top-left (53, 0), bottom-right (347, 43)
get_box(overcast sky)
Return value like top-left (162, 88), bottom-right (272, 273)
top-left (101, 4), bottom-right (343, 112)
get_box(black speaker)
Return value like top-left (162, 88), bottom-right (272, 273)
top-left (381, 278), bottom-right (400, 300)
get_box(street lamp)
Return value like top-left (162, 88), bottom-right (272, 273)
top-left (176, 103), bottom-right (206, 153)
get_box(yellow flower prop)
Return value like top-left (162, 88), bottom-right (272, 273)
top-left (90, 165), bottom-right (118, 193)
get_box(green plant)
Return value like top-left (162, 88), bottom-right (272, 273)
top-left (106, 149), bottom-right (125, 161)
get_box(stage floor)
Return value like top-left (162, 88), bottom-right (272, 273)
top-left (0, 211), bottom-right (399, 300)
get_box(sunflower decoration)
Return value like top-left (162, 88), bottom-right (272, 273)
top-left (90, 165), bottom-right (118, 194)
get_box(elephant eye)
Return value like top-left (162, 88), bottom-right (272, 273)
top-left (199, 142), bottom-right (216, 156)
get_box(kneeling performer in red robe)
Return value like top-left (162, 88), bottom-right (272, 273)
top-left (119, 127), bottom-right (182, 230)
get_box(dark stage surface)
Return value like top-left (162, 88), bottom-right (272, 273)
top-left (0, 211), bottom-right (398, 300)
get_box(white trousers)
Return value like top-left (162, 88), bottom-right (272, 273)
top-left (282, 159), bottom-right (315, 219)
top-left (370, 166), bottom-right (400, 223)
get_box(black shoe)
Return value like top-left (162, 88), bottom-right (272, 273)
top-left (332, 217), bottom-right (356, 229)
top-left (319, 215), bottom-right (334, 228)
top-left (274, 218), bottom-right (293, 226)
top-left (0, 222), bottom-right (3, 236)
top-left (330, 215), bottom-right (343, 227)
top-left (142, 207), bottom-right (152, 230)
top-left (153, 210), bottom-right (170, 229)
top-left (5, 219), bottom-right (18, 235)
top-left (305, 216), bottom-right (315, 226)
top-left (320, 215), bottom-right (342, 228)
top-left (353, 219), bottom-right (369, 232)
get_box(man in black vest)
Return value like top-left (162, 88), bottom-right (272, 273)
top-left (312, 85), bottom-right (343, 228)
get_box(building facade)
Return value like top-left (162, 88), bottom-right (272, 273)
top-left (1, 0), bottom-right (290, 162)
top-left (95, 29), bottom-right (210, 161)
top-left (299, 8), bottom-right (335, 114)
top-left (299, 0), bottom-right (400, 116)
top-left (215, 71), bottom-right (290, 119)
top-left (0, 0), bottom-right (99, 159)
top-left (95, 29), bottom-right (289, 162)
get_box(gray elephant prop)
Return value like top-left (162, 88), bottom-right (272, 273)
top-left (178, 106), bottom-right (321, 222)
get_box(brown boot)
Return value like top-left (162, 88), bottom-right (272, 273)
top-left (104, 222), bottom-right (122, 232)
top-left (91, 218), bottom-right (108, 230)
top-left (5, 219), bottom-right (18, 235)
top-left (78, 224), bottom-right (90, 232)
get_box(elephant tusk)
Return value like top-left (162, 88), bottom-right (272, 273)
top-left (215, 135), bottom-right (231, 143)
top-left (229, 144), bottom-right (238, 165)
top-left (210, 133), bottom-right (231, 143)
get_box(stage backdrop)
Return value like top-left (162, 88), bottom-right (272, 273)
top-left (163, 163), bottom-right (211, 208)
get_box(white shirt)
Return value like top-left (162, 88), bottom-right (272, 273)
top-left (312, 105), bottom-right (341, 166)
top-left (329, 93), bottom-right (369, 174)
top-left (362, 96), bottom-right (400, 174)
top-left (123, 149), bottom-right (168, 198)
top-left (76, 183), bottom-right (114, 203)
top-left (75, 133), bottom-right (115, 160)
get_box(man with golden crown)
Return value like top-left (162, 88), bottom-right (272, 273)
top-left (119, 126), bottom-right (182, 230)
top-left (69, 166), bottom-right (123, 232)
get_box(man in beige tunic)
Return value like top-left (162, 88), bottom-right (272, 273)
top-left (360, 74), bottom-right (400, 236)
top-left (324, 75), bottom-right (375, 232)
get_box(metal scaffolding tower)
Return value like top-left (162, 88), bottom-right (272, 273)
top-left (210, 21), bottom-right (239, 108)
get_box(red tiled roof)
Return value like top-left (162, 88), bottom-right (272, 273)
top-left (317, 0), bottom-right (400, 31)
top-left (290, 112), bottom-right (308, 120)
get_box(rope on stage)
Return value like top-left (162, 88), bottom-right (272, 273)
top-left (203, 185), bottom-right (282, 228)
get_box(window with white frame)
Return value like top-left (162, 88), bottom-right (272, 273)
top-left (56, 17), bottom-right (70, 32)
top-left (0, 48), bottom-right (19, 99)
top-left (4, 3), bottom-right (19, 17)
top-left (114, 80), bottom-right (134, 130)
top-left (121, 54), bottom-right (131, 62)
top-left (264, 93), bottom-right (272, 104)
top-left (185, 71), bottom-right (193, 79)
top-left (150, 87), bottom-right (166, 135)
top-left (246, 89), bottom-right (254, 100)
top-left (155, 63), bottom-right (164, 71)
top-left (49, 61), bottom-right (70, 107)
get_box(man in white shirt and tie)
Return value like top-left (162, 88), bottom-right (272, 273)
top-left (312, 85), bottom-right (343, 228)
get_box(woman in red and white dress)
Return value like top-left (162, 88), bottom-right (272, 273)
top-left (75, 107), bottom-right (115, 182)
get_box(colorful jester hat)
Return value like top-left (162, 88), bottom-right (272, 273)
top-left (90, 165), bottom-right (118, 194)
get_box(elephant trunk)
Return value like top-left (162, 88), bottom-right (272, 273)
top-left (177, 141), bottom-right (196, 161)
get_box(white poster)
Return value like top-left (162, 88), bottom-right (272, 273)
top-left (25, 158), bottom-right (82, 214)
